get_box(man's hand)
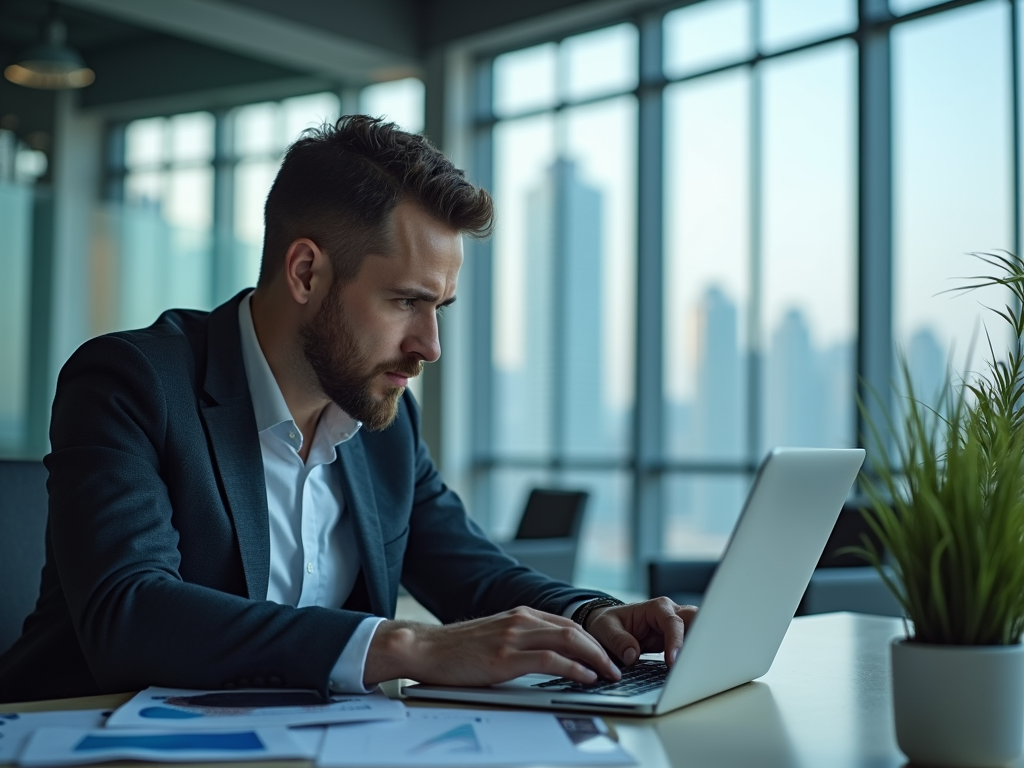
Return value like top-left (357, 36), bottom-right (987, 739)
top-left (364, 606), bottom-right (622, 687)
top-left (584, 598), bottom-right (698, 668)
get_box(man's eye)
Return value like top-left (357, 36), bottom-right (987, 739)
top-left (400, 298), bottom-right (417, 309)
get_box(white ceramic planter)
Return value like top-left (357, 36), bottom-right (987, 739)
top-left (891, 639), bottom-right (1024, 767)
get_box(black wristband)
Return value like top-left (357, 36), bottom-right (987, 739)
top-left (571, 597), bottom-right (626, 630)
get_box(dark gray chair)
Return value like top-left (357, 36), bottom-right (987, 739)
top-left (0, 459), bottom-right (49, 655)
top-left (500, 489), bottom-right (588, 584)
top-left (647, 504), bottom-right (902, 617)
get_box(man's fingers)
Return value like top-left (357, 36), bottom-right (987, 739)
top-left (650, 600), bottom-right (688, 665)
top-left (513, 650), bottom-right (600, 684)
top-left (519, 626), bottom-right (620, 681)
top-left (591, 619), bottom-right (641, 667)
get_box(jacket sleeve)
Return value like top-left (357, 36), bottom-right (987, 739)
top-left (395, 395), bottom-right (610, 623)
top-left (46, 334), bottom-right (366, 695)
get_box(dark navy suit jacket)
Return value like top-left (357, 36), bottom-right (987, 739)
top-left (0, 292), bottom-right (602, 703)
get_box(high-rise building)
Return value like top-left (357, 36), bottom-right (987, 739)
top-left (497, 158), bottom-right (607, 457)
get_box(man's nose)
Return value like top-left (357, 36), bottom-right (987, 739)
top-left (404, 314), bottom-right (441, 363)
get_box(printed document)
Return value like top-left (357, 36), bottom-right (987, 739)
top-left (106, 687), bottom-right (406, 729)
top-left (18, 726), bottom-right (306, 766)
top-left (0, 710), bottom-right (109, 764)
top-left (317, 707), bottom-right (636, 766)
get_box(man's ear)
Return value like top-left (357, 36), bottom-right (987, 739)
top-left (283, 238), bottom-right (330, 305)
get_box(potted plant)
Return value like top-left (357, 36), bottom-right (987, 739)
top-left (855, 252), bottom-right (1024, 768)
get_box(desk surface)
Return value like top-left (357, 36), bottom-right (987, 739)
top-left (0, 612), bottom-right (996, 767)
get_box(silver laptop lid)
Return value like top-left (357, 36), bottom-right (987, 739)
top-left (655, 447), bottom-right (865, 714)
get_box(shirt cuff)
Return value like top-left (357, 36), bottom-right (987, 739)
top-left (564, 600), bottom-right (590, 620)
top-left (328, 616), bottom-right (386, 694)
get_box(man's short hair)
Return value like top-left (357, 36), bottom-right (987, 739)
top-left (259, 115), bottom-right (494, 286)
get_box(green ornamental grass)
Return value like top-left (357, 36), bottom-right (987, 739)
top-left (855, 252), bottom-right (1024, 645)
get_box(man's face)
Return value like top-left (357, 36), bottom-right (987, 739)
top-left (300, 201), bottom-right (463, 431)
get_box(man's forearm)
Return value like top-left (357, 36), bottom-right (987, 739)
top-left (363, 620), bottom-right (424, 686)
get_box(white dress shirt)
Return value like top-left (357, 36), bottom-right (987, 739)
top-left (237, 293), bottom-right (383, 693)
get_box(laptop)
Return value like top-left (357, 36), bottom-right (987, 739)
top-left (403, 447), bottom-right (866, 716)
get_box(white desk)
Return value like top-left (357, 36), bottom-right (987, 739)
top-left (609, 612), bottom-right (907, 768)
top-left (1, 612), bottom-right (997, 767)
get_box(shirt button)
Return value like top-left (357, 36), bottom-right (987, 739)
top-left (288, 431), bottom-right (296, 440)
top-left (307, 562), bottom-right (314, 574)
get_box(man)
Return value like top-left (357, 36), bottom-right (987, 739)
top-left (0, 116), bottom-right (694, 704)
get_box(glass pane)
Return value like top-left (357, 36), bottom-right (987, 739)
top-left (233, 102), bottom-right (281, 157)
top-left (560, 470), bottom-right (630, 592)
top-left (165, 167), bottom-right (213, 230)
top-left (480, 468), bottom-right (556, 542)
top-left (664, 0), bottom-right (753, 80)
top-left (0, 182), bottom-right (33, 452)
top-left (493, 43), bottom-right (558, 117)
top-left (168, 112), bottom-right (215, 164)
top-left (890, 0), bottom-right (943, 15)
top-left (662, 473), bottom-right (751, 558)
top-left (559, 96), bottom-right (637, 459)
top-left (125, 117), bottom-right (165, 169)
top-left (491, 114), bottom-right (557, 458)
top-left (561, 24), bottom-right (638, 102)
top-left (760, 41), bottom-right (857, 454)
top-left (359, 79), bottom-right (425, 133)
top-left (282, 91), bottom-right (341, 145)
top-left (125, 170), bottom-right (164, 210)
top-left (477, 468), bottom-right (629, 591)
top-left (233, 159), bottom-right (279, 288)
top-left (760, 0), bottom-right (856, 53)
top-left (893, 2), bottom-right (1013, 407)
top-left (664, 69), bottom-right (750, 461)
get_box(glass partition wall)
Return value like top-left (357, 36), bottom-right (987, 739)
top-left (470, 0), bottom-right (1021, 591)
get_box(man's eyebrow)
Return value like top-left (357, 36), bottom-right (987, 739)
top-left (390, 288), bottom-right (457, 307)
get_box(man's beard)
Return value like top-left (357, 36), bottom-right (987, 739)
top-left (299, 287), bottom-right (423, 431)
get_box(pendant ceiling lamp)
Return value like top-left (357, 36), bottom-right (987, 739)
top-left (4, 4), bottom-right (94, 90)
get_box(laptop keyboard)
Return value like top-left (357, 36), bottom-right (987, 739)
top-left (531, 659), bottom-right (669, 697)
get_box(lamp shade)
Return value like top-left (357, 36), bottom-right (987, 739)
top-left (4, 18), bottom-right (94, 90)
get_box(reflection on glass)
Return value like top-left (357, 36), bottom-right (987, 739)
top-left (663, 473), bottom-right (750, 558)
top-left (663, 69), bottom-right (750, 461)
top-left (169, 112), bottom-right (215, 164)
top-left (359, 78), bottom-right (424, 133)
top-left (760, 41), bottom-right (857, 454)
top-left (893, 2), bottom-right (1013, 406)
top-left (663, 0), bottom-right (752, 80)
top-left (760, 0), bottom-right (856, 53)
top-left (233, 102), bottom-right (280, 157)
top-left (561, 24), bottom-right (638, 102)
top-left (492, 114), bottom-right (556, 457)
top-left (493, 43), bottom-right (558, 117)
top-left (125, 117), bottom-right (165, 169)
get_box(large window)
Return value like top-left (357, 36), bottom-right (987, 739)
top-left (471, 0), bottom-right (1019, 591)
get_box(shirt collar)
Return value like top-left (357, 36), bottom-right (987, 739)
top-left (237, 292), bottom-right (360, 447)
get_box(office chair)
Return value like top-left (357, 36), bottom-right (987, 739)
top-left (500, 489), bottom-right (588, 583)
top-left (647, 504), bottom-right (902, 617)
top-left (0, 459), bottom-right (49, 655)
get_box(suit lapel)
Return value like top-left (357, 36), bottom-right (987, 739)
top-left (199, 292), bottom-right (270, 601)
top-left (337, 437), bottom-right (389, 617)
